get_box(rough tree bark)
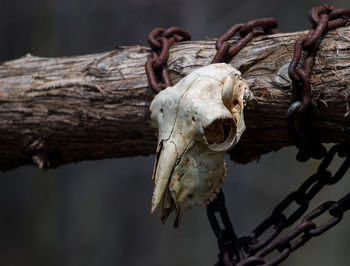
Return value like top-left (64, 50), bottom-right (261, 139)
top-left (0, 27), bottom-right (349, 170)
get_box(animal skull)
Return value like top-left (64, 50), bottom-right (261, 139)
top-left (150, 63), bottom-right (248, 227)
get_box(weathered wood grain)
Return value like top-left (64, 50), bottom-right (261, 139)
top-left (0, 27), bottom-right (349, 170)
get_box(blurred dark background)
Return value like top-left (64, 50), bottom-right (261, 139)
top-left (0, 0), bottom-right (350, 265)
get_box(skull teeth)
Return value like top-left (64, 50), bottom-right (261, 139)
top-left (202, 185), bottom-right (223, 207)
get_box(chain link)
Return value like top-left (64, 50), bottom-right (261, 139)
top-left (207, 191), bottom-right (244, 265)
top-left (145, 27), bottom-right (190, 93)
top-left (212, 18), bottom-right (279, 64)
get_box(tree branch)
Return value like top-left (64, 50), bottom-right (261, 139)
top-left (0, 27), bottom-right (349, 170)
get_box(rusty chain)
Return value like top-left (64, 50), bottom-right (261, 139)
top-left (207, 190), bottom-right (244, 265)
top-left (145, 27), bottom-right (191, 94)
top-left (287, 4), bottom-right (350, 162)
top-left (207, 17), bottom-right (281, 266)
top-left (144, 4), bottom-right (350, 266)
top-left (209, 144), bottom-right (350, 266)
top-left (208, 5), bottom-right (350, 266)
top-left (211, 18), bottom-right (279, 64)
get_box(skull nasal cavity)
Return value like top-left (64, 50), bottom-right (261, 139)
top-left (204, 118), bottom-right (234, 145)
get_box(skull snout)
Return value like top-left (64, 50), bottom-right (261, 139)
top-left (151, 134), bottom-right (191, 213)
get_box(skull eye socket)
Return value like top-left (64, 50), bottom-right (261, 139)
top-left (204, 118), bottom-right (236, 148)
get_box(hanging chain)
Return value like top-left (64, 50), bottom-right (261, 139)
top-left (208, 5), bottom-right (350, 266)
top-left (207, 17), bottom-right (280, 266)
top-left (239, 144), bottom-right (350, 265)
top-left (145, 27), bottom-right (191, 94)
top-left (209, 144), bottom-right (350, 266)
top-left (207, 190), bottom-right (244, 265)
top-left (287, 4), bottom-right (350, 162)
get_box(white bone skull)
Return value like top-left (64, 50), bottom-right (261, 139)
top-left (150, 63), bottom-right (248, 227)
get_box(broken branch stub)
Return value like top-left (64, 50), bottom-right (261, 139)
top-left (150, 63), bottom-right (249, 227)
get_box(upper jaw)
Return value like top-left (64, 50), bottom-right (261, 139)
top-left (154, 139), bottom-right (227, 227)
top-left (151, 134), bottom-right (191, 214)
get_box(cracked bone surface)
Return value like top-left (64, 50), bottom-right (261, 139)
top-left (150, 63), bottom-right (248, 227)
